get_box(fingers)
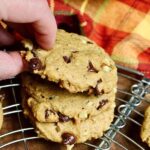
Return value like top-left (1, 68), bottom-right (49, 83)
top-left (32, 10), bottom-right (57, 49)
top-left (0, 0), bottom-right (57, 49)
top-left (0, 51), bottom-right (25, 80)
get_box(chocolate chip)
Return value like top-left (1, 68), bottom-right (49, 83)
top-left (41, 95), bottom-right (44, 98)
top-left (88, 79), bottom-right (103, 96)
top-left (87, 41), bottom-right (93, 44)
top-left (99, 89), bottom-right (104, 95)
top-left (72, 118), bottom-right (76, 124)
top-left (95, 79), bottom-right (103, 96)
top-left (62, 133), bottom-right (76, 145)
top-left (45, 109), bottom-right (55, 119)
top-left (72, 51), bottom-right (79, 53)
top-left (88, 61), bottom-right (98, 73)
top-left (49, 96), bottom-right (55, 100)
top-left (63, 56), bottom-right (71, 63)
top-left (58, 80), bottom-right (63, 88)
top-left (97, 99), bottom-right (108, 110)
top-left (49, 95), bottom-right (55, 100)
top-left (95, 87), bottom-right (104, 96)
top-left (31, 49), bottom-right (36, 57)
top-left (45, 109), bottom-right (50, 119)
top-left (29, 58), bottom-right (42, 71)
top-left (58, 112), bottom-right (70, 122)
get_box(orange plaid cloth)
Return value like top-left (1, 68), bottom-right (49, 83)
top-left (48, 0), bottom-right (150, 78)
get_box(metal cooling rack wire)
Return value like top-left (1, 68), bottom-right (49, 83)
top-left (0, 79), bottom-right (30, 150)
top-left (0, 79), bottom-right (110, 150)
top-left (1, 104), bottom-right (110, 150)
top-left (3, 103), bottom-right (22, 115)
top-left (0, 109), bottom-right (129, 150)
top-left (0, 65), bottom-right (150, 150)
top-left (97, 66), bottom-right (150, 150)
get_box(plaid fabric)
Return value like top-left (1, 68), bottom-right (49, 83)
top-left (48, 0), bottom-right (150, 78)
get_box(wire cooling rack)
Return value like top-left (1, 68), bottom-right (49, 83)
top-left (0, 65), bottom-right (150, 150)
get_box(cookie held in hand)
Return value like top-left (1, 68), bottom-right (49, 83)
top-left (22, 30), bottom-right (117, 94)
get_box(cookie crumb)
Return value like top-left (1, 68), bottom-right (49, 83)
top-left (79, 111), bottom-right (88, 119)
top-left (22, 39), bottom-right (33, 50)
top-left (88, 61), bottom-right (98, 73)
top-left (103, 65), bottom-right (112, 72)
top-left (66, 144), bottom-right (74, 150)
top-left (97, 99), bottom-right (108, 110)
top-left (45, 109), bottom-right (55, 119)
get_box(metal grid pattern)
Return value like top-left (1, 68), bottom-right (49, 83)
top-left (0, 65), bottom-right (150, 150)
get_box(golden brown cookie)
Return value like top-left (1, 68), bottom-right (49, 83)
top-left (0, 95), bottom-right (3, 129)
top-left (141, 106), bottom-right (150, 147)
top-left (22, 74), bottom-right (116, 123)
top-left (22, 73), bottom-right (116, 145)
top-left (22, 30), bottom-right (117, 94)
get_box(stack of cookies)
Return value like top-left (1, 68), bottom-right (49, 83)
top-left (21, 30), bottom-right (117, 149)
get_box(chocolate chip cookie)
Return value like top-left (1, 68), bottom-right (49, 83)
top-left (22, 73), bottom-right (116, 145)
top-left (22, 30), bottom-right (117, 94)
top-left (0, 97), bottom-right (3, 129)
top-left (22, 73), bottom-right (116, 123)
top-left (141, 106), bottom-right (150, 147)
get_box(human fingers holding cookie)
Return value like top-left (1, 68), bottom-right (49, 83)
top-left (0, 0), bottom-right (57, 80)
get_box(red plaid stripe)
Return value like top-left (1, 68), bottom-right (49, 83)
top-left (120, 0), bottom-right (150, 13)
top-left (48, 0), bottom-right (150, 78)
top-left (89, 23), bottom-right (129, 55)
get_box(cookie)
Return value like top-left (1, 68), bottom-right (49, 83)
top-left (22, 30), bottom-right (117, 94)
top-left (25, 102), bottom-right (114, 145)
top-left (22, 73), bottom-right (116, 123)
top-left (22, 73), bottom-right (116, 145)
top-left (141, 106), bottom-right (150, 147)
top-left (0, 96), bottom-right (3, 129)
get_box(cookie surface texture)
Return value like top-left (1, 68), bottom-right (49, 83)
top-left (22, 73), bottom-right (116, 144)
top-left (141, 106), bottom-right (150, 147)
top-left (23, 30), bottom-right (117, 94)
top-left (0, 98), bottom-right (3, 129)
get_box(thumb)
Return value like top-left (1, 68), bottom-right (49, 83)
top-left (0, 51), bottom-right (25, 80)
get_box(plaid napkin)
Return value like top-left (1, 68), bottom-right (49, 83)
top-left (48, 0), bottom-right (150, 78)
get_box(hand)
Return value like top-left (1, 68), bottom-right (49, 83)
top-left (0, 0), bottom-right (57, 80)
